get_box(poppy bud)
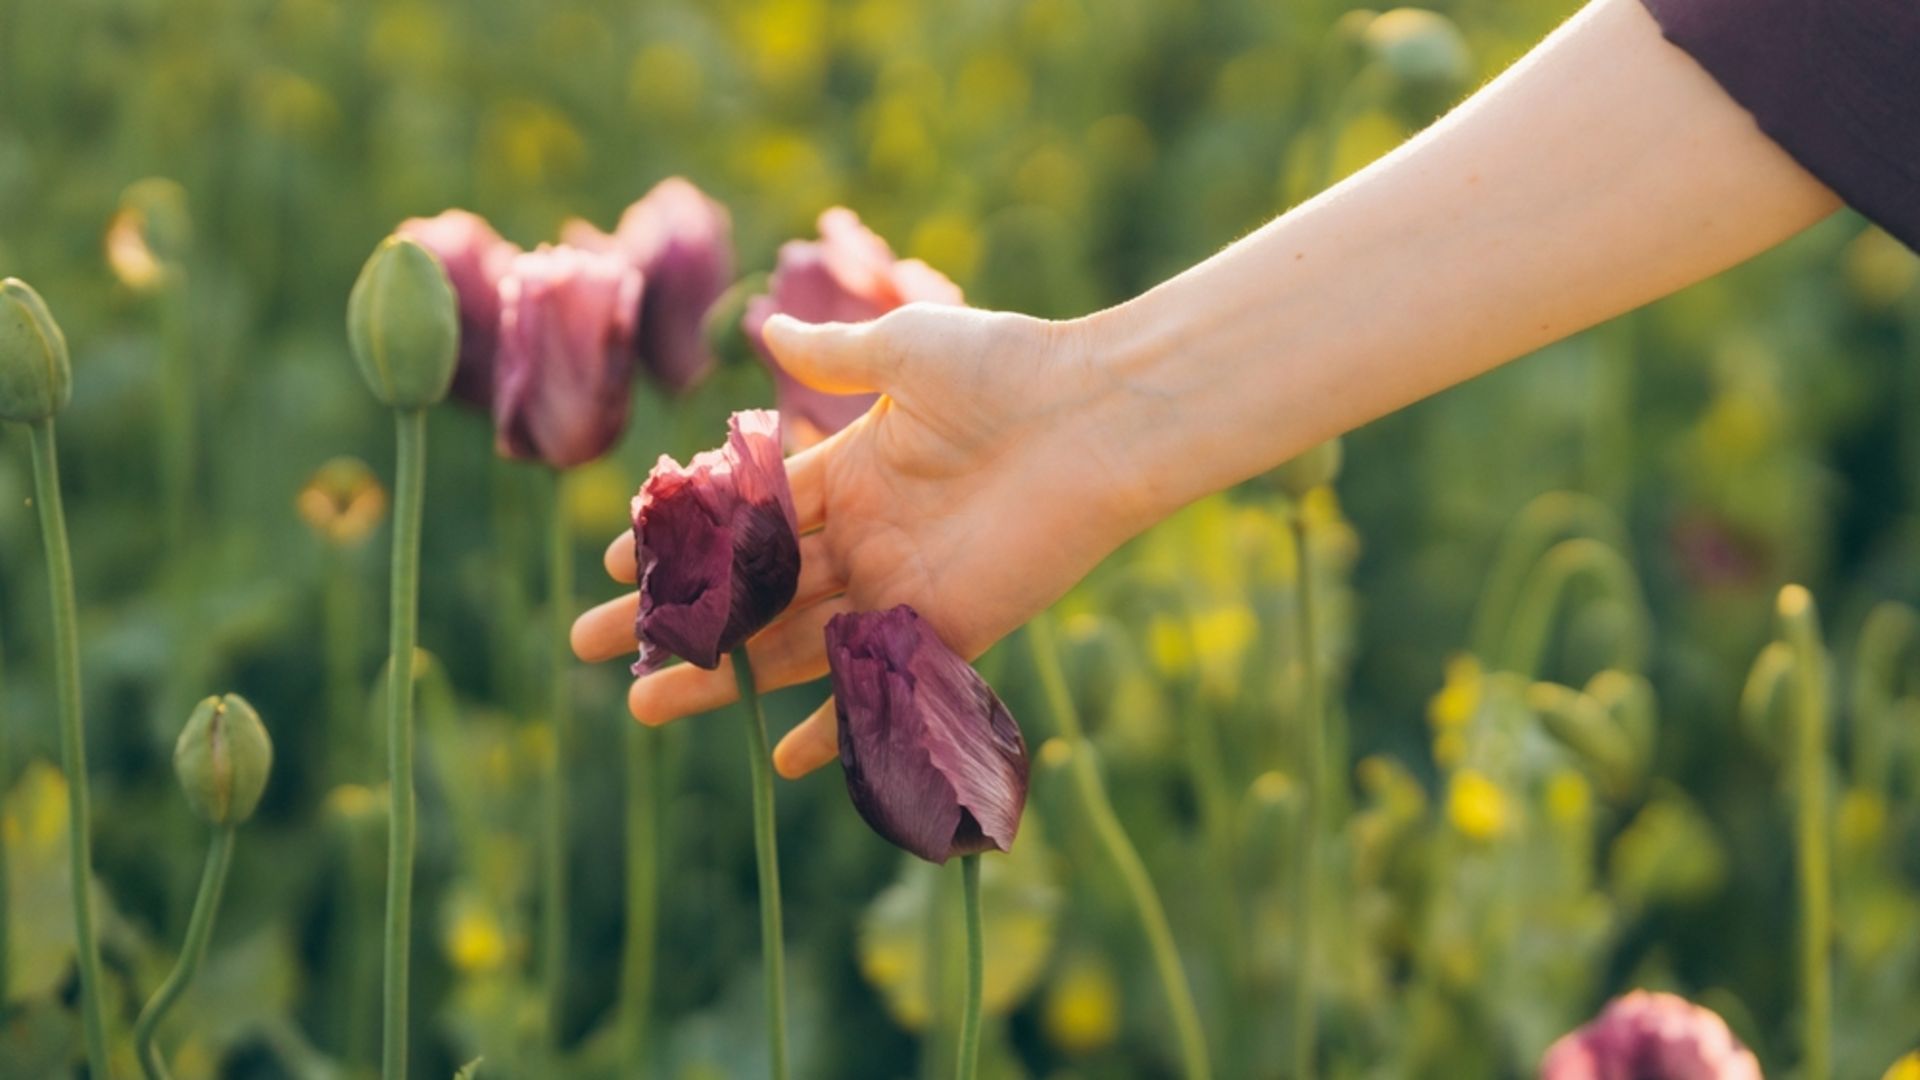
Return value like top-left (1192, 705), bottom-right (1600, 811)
top-left (1269, 439), bottom-right (1343, 499)
top-left (632, 410), bottom-right (800, 673)
top-left (1541, 991), bottom-right (1760, 1080)
top-left (0, 278), bottom-right (73, 424)
top-left (346, 235), bottom-right (460, 409)
top-left (1363, 9), bottom-right (1470, 92)
top-left (827, 605), bottom-right (1029, 864)
top-left (396, 210), bottom-right (519, 408)
top-left (175, 693), bottom-right (274, 827)
top-left (744, 208), bottom-right (963, 449)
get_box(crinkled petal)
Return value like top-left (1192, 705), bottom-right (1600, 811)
top-left (494, 244), bottom-right (642, 469)
top-left (828, 606), bottom-right (1028, 863)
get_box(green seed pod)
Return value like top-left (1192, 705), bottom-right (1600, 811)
top-left (0, 278), bottom-right (73, 424)
top-left (1364, 8), bottom-right (1471, 91)
top-left (1269, 438), bottom-right (1344, 499)
top-left (175, 694), bottom-right (274, 826)
top-left (346, 235), bottom-right (459, 409)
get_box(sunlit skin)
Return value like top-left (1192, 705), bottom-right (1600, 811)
top-left (572, 0), bottom-right (1842, 778)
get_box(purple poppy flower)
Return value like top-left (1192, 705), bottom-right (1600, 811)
top-left (825, 605), bottom-right (1028, 864)
top-left (493, 244), bottom-right (643, 469)
top-left (395, 209), bottom-right (520, 408)
top-left (744, 208), bottom-right (963, 450)
top-left (632, 409), bottom-right (800, 675)
top-left (563, 177), bottom-right (734, 394)
top-left (1541, 991), bottom-right (1763, 1080)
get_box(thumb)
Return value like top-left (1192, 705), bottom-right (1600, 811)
top-left (763, 314), bottom-right (896, 395)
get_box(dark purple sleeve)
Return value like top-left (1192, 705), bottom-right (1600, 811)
top-left (1639, 0), bottom-right (1920, 252)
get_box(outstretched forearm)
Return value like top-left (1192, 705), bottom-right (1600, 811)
top-left (1082, 0), bottom-right (1839, 526)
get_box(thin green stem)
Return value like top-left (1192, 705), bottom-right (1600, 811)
top-left (621, 724), bottom-right (660, 1072)
top-left (322, 545), bottom-right (363, 784)
top-left (135, 826), bottom-right (238, 1080)
top-left (0, 629), bottom-right (9, 1006)
top-left (1287, 512), bottom-right (1322, 1080)
top-left (158, 275), bottom-right (194, 557)
top-left (955, 855), bottom-right (984, 1080)
top-left (1027, 616), bottom-right (1211, 1080)
top-left (732, 649), bottom-right (788, 1080)
top-left (382, 408), bottom-right (427, 1080)
top-left (543, 472), bottom-right (573, 1050)
top-left (27, 418), bottom-right (110, 1078)
top-left (1779, 588), bottom-right (1830, 1080)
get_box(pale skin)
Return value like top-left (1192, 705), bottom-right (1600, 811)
top-left (572, 0), bottom-right (1842, 778)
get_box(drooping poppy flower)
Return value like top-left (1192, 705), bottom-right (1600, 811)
top-left (1540, 991), bottom-right (1763, 1080)
top-left (632, 409), bottom-right (800, 675)
top-left (396, 210), bottom-right (520, 408)
top-left (563, 177), bottom-right (734, 394)
top-left (743, 208), bottom-right (963, 449)
top-left (825, 605), bottom-right (1028, 864)
top-left (493, 244), bottom-right (643, 469)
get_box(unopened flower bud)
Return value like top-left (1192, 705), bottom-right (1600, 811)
top-left (1269, 438), bottom-right (1344, 499)
top-left (0, 278), bottom-right (73, 423)
top-left (1364, 9), bottom-right (1470, 92)
top-left (175, 694), bottom-right (274, 826)
top-left (347, 236), bottom-right (459, 409)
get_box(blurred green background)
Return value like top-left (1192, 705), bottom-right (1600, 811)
top-left (1, 0), bottom-right (1918, 1076)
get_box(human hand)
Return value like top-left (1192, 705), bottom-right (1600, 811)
top-left (571, 303), bottom-right (1154, 777)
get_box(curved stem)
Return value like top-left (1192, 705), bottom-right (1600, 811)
top-left (732, 649), bottom-right (788, 1080)
top-left (1027, 616), bottom-right (1211, 1080)
top-left (1468, 492), bottom-right (1629, 661)
top-left (955, 855), bottom-right (983, 1080)
top-left (27, 418), bottom-right (110, 1077)
top-left (1286, 511), bottom-right (1322, 1080)
top-left (543, 471), bottom-right (573, 1050)
top-left (382, 408), bottom-right (427, 1080)
top-left (621, 724), bottom-right (660, 1071)
top-left (1499, 537), bottom-right (1649, 680)
top-left (1778, 587), bottom-right (1831, 1080)
top-left (135, 826), bottom-right (238, 1080)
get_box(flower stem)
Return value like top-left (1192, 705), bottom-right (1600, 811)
top-left (1779, 587), bottom-right (1831, 1080)
top-left (135, 825), bottom-right (237, 1080)
top-left (1027, 615), bottom-right (1211, 1080)
top-left (955, 854), bottom-right (984, 1080)
top-left (1286, 510), bottom-right (1322, 1080)
top-left (382, 408), bottom-right (427, 1080)
top-left (543, 471), bottom-right (574, 1051)
top-left (27, 417), bottom-right (110, 1078)
top-left (0, 629), bottom-right (10, 1007)
top-left (620, 723), bottom-right (660, 1070)
top-left (732, 649), bottom-right (788, 1080)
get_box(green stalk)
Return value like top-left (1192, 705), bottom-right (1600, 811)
top-left (1286, 511), bottom-right (1322, 1080)
top-left (1499, 537), bottom-right (1649, 679)
top-left (1779, 587), bottom-right (1831, 1080)
top-left (1467, 493), bottom-right (1628, 662)
top-left (322, 545), bottom-right (364, 783)
top-left (382, 408), bottom-right (427, 1080)
top-left (135, 825), bottom-right (238, 1080)
top-left (27, 418), bottom-right (110, 1077)
top-left (621, 724), bottom-right (660, 1071)
top-left (1027, 615), bottom-right (1211, 1080)
top-left (158, 274), bottom-right (194, 556)
top-left (955, 855), bottom-right (984, 1080)
top-left (542, 472), bottom-right (573, 1050)
top-left (0, 630), bottom-right (9, 1006)
top-left (732, 648), bottom-right (789, 1080)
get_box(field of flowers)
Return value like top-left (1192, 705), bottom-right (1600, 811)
top-left (1, 0), bottom-right (1918, 1077)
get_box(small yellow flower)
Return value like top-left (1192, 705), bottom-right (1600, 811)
top-left (1882, 1051), bottom-right (1920, 1080)
top-left (1043, 957), bottom-right (1121, 1056)
top-left (1428, 654), bottom-right (1483, 732)
top-left (1837, 788), bottom-right (1888, 855)
top-left (1545, 768), bottom-right (1593, 829)
top-left (298, 457), bottom-right (388, 548)
top-left (445, 901), bottom-right (511, 975)
top-left (1447, 769), bottom-right (1511, 841)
